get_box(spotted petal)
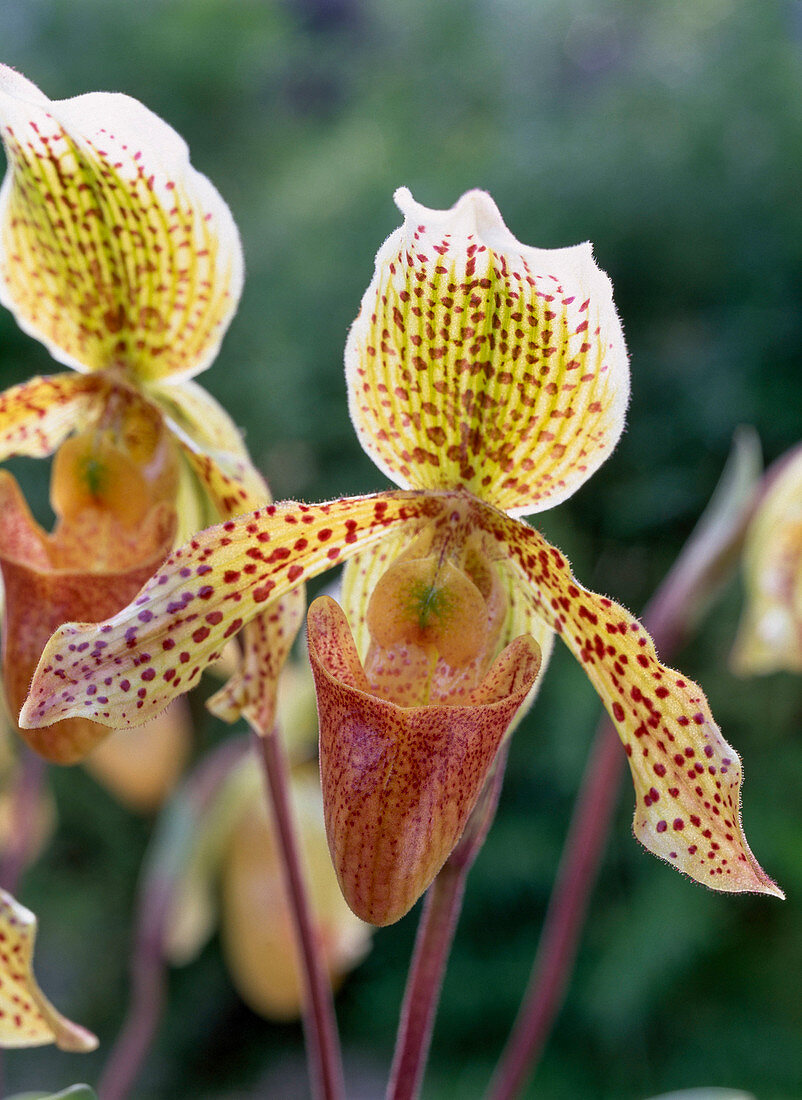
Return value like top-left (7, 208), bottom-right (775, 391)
top-left (206, 589), bottom-right (306, 735)
top-left (0, 372), bottom-right (108, 460)
top-left (346, 188), bottom-right (628, 516)
top-left (150, 377), bottom-right (262, 470)
top-left (154, 388), bottom-right (308, 735)
top-left (20, 491), bottom-right (446, 730)
top-left (0, 64), bottom-right (242, 383)
top-left (475, 500), bottom-right (782, 897)
top-left (0, 888), bottom-right (98, 1050)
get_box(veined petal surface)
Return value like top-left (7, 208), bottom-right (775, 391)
top-left (0, 64), bottom-right (243, 383)
top-left (0, 888), bottom-right (98, 1050)
top-left (0, 372), bottom-right (108, 460)
top-left (346, 188), bottom-right (628, 516)
top-left (172, 436), bottom-right (271, 525)
top-left (150, 377), bottom-right (259, 464)
top-left (309, 595), bottom-right (541, 924)
top-left (476, 501), bottom-right (782, 897)
top-left (21, 491), bottom-right (446, 730)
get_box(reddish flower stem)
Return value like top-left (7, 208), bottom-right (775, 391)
top-left (386, 747), bottom-right (509, 1100)
top-left (254, 729), bottom-right (346, 1100)
top-left (484, 715), bottom-right (623, 1100)
top-left (485, 437), bottom-right (758, 1100)
top-left (97, 870), bottom-right (171, 1100)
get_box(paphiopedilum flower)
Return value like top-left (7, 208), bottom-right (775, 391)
top-left (0, 65), bottom-right (303, 738)
top-left (21, 189), bottom-right (781, 924)
top-left (732, 446), bottom-right (802, 675)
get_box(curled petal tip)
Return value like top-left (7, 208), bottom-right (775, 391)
top-left (479, 504), bottom-right (781, 901)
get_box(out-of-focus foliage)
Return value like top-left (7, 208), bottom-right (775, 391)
top-left (7, 1087), bottom-right (98, 1100)
top-left (0, 1), bottom-right (800, 1097)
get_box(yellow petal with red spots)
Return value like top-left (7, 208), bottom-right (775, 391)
top-left (0, 64), bottom-right (242, 383)
top-left (175, 441), bottom-right (272, 529)
top-left (0, 372), bottom-right (108, 460)
top-left (0, 887), bottom-right (98, 1050)
top-left (20, 491), bottom-right (446, 731)
top-left (732, 446), bottom-right (802, 675)
top-left (476, 501), bottom-right (783, 898)
top-left (161, 380), bottom-right (272, 525)
top-left (207, 588), bottom-right (306, 735)
top-left (346, 188), bottom-right (628, 516)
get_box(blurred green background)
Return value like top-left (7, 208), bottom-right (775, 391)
top-left (1, 0), bottom-right (801, 1096)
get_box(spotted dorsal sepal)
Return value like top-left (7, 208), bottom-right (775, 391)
top-left (0, 63), bottom-right (243, 383)
top-left (346, 187), bottom-right (628, 515)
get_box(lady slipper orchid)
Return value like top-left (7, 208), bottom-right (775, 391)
top-left (0, 64), bottom-right (302, 740)
top-left (732, 445), bottom-right (802, 674)
top-left (21, 188), bottom-right (782, 924)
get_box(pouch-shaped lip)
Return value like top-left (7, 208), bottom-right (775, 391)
top-left (0, 471), bottom-right (175, 762)
top-left (307, 595), bottom-right (540, 925)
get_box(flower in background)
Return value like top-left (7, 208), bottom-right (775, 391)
top-left (164, 666), bottom-right (371, 1019)
top-left (22, 189), bottom-right (781, 923)
top-left (0, 886), bottom-right (97, 1051)
top-left (732, 446), bottom-right (802, 675)
top-left (0, 65), bottom-right (303, 758)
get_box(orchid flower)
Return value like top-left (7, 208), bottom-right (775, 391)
top-left (732, 445), bottom-right (802, 675)
top-left (0, 887), bottom-right (97, 1051)
top-left (0, 65), bottom-right (302, 747)
top-left (21, 189), bottom-right (781, 924)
